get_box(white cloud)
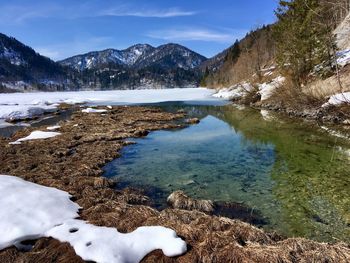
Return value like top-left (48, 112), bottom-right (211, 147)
top-left (146, 28), bottom-right (237, 43)
top-left (100, 7), bottom-right (197, 18)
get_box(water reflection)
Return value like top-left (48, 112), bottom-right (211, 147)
top-left (103, 105), bottom-right (350, 242)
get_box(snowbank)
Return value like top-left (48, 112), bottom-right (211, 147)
top-left (0, 175), bottom-right (187, 262)
top-left (9, 131), bottom-right (61, 145)
top-left (0, 88), bottom-right (216, 121)
top-left (213, 83), bottom-right (254, 100)
top-left (258, 76), bottom-right (285, 101)
top-left (0, 175), bottom-right (80, 250)
top-left (323, 92), bottom-right (350, 107)
top-left (213, 76), bottom-right (285, 102)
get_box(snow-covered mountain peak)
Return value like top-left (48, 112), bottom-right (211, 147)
top-left (59, 43), bottom-right (206, 72)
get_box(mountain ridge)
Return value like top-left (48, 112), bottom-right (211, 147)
top-left (59, 43), bottom-right (207, 71)
top-left (0, 33), bottom-right (209, 92)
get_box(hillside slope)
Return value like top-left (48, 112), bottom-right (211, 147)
top-left (0, 33), bottom-right (72, 92)
top-left (203, 25), bottom-right (275, 88)
top-left (206, 1), bottom-right (350, 124)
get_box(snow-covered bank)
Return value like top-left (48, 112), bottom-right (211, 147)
top-left (0, 88), bottom-right (217, 121)
top-left (0, 175), bottom-right (187, 262)
top-left (258, 76), bottom-right (285, 101)
top-left (212, 76), bottom-right (285, 102)
top-left (213, 83), bottom-right (254, 100)
top-left (323, 92), bottom-right (350, 107)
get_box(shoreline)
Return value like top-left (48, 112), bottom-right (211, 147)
top-left (0, 105), bottom-right (349, 262)
top-left (254, 100), bottom-right (350, 125)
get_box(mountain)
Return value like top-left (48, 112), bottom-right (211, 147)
top-left (59, 44), bottom-right (155, 71)
top-left (59, 43), bottom-right (206, 71)
top-left (0, 33), bottom-right (208, 92)
top-left (58, 43), bottom-right (207, 90)
top-left (0, 33), bottom-right (74, 92)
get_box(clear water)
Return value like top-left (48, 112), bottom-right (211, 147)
top-left (103, 104), bottom-right (350, 242)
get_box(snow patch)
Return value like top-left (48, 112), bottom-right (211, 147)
top-left (0, 175), bottom-right (80, 250)
top-left (82, 108), bottom-right (108, 113)
top-left (0, 175), bottom-right (187, 262)
top-left (337, 49), bottom-right (350, 67)
top-left (9, 131), bottom-right (61, 145)
top-left (213, 83), bottom-right (254, 100)
top-left (46, 125), bottom-right (61, 131)
top-left (258, 76), bottom-right (285, 101)
top-left (323, 92), bottom-right (350, 107)
top-left (47, 220), bottom-right (187, 263)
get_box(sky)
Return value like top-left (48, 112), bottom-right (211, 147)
top-left (0, 0), bottom-right (279, 61)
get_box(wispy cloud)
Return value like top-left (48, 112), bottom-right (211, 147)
top-left (99, 7), bottom-right (197, 18)
top-left (34, 36), bottom-right (115, 61)
top-left (146, 28), bottom-right (239, 43)
top-left (0, 2), bottom-right (197, 24)
top-left (0, 4), bottom-right (59, 24)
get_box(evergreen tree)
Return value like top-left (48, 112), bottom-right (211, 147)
top-left (273, 0), bottom-right (334, 87)
top-left (200, 67), bottom-right (210, 87)
top-left (225, 40), bottom-right (241, 63)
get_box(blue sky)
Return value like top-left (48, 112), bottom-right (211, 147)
top-left (0, 0), bottom-right (279, 61)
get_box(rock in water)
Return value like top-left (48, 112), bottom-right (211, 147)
top-left (167, 191), bottom-right (214, 213)
top-left (185, 118), bottom-right (200, 124)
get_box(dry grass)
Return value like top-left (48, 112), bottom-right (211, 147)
top-left (305, 66), bottom-right (350, 99)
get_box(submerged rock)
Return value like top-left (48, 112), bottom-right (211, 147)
top-left (167, 190), bottom-right (214, 213)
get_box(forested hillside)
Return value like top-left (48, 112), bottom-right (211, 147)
top-left (203, 25), bottom-right (276, 87)
top-left (204, 0), bottom-right (350, 90)
top-left (0, 33), bottom-right (72, 92)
